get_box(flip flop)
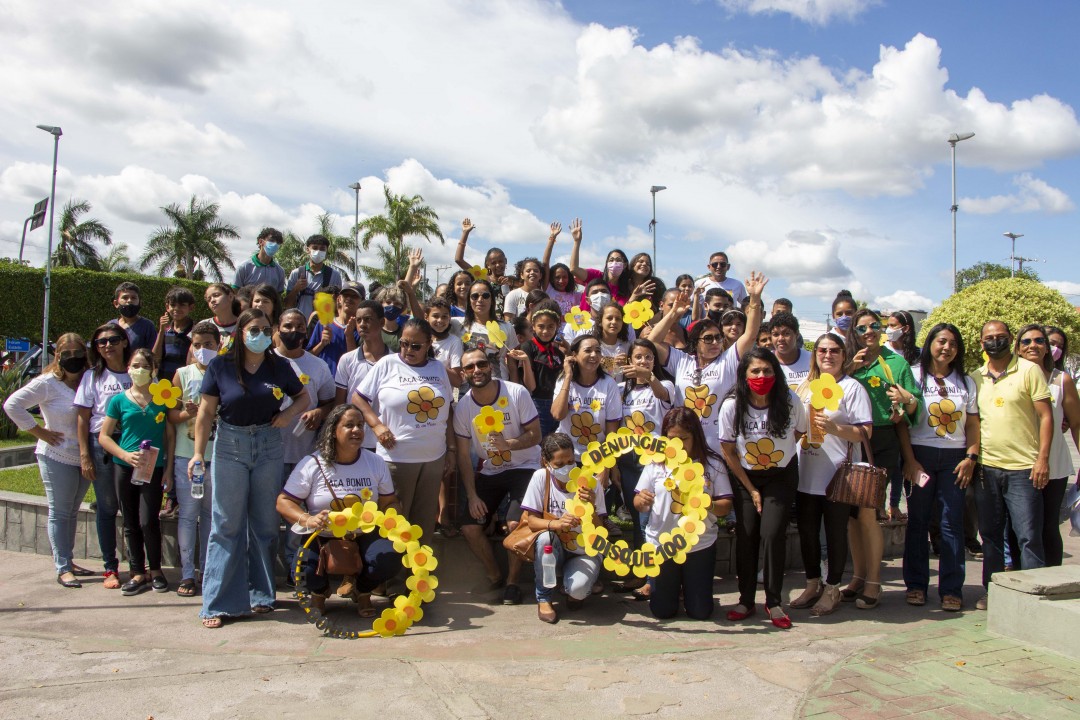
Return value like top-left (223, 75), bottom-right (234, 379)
top-left (177, 579), bottom-right (197, 597)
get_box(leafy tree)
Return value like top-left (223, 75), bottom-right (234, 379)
top-left (919, 278), bottom-right (1080, 371)
top-left (51, 199), bottom-right (112, 270)
top-left (277, 213), bottom-right (360, 280)
top-left (140, 196), bottom-right (239, 282)
top-left (955, 261), bottom-right (1039, 293)
top-left (357, 187), bottom-right (443, 283)
top-left (99, 242), bottom-right (133, 274)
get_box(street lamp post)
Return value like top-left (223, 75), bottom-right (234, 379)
top-left (948, 132), bottom-right (975, 293)
top-left (37, 124), bottom-right (61, 369)
top-left (434, 264), bottom-right (451, 289)
top-left (349, 181), bottom-right (362, 279)
top-left (1004, 232), bottom-right (1024, 277)
top-left (649, 185), bottom-right (666, 277)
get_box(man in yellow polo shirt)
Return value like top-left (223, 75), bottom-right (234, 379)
top-left (972, 320), bottom-right (1052, 610)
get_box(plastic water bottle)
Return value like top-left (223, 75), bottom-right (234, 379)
top-left (541, 545), bottom-right (557, 588)
top-left (132, 440), bottom-right (158, 485)
top-left (191, 461), bottom-right (205, 499)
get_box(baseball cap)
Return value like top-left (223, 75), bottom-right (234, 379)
top-left (340, 280), bottom-right (365, 299)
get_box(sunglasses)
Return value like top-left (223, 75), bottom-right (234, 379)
top-left (816, 347), bottom-right (842, 355)
top-left (698, 334), bottom-right (723, 344)
top-left (1019, 337), bottom-right (1047, 346)
top-left (854, 322), bottom-right (883, 335)
top-left (401, 341), bottom-right (427, 352)
top-left (710, 262), bottom-right (729, 269)
top-left (462, 360), bottom-right (491, 372)
top-left (470, 292), bottom-right (492, 301)
top-left (246, 327), bottom-right (273, 337)
top-left (94, 336), bottom-right (125, 347)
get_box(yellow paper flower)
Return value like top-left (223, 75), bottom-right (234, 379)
top-left (406, 573), bottom-right (439, 603)
top-left (406, 386), bottom-right (445, 423)
top-left (658, 529), bottom-right (688, 564)
top-left (677, 515), bottom-right (705, 546)
top-left (602, 539), bottom-right (632, 576)
top-left (390, 523), bottom-right (424, 553)
top-left (473, 405), bottom-right (505, 435)
top-left (684, 385), bottom-right (717, 419)
top-left (681, 492), bottom-right (712, 521)
top-left (622, 300), bottom-right (654, 329)
top-left (356, 501), bottom-right (383, 534)
top-left (468, 265), bottom-right (488, 281)
top-left (584, 439), bottom-right (618, 469)
top-left (298, 373), bottom-right (310, 386)
top-left (328, 506), bottom-right (360, 537)
top-left (994, 396), bottom-right (1004, 407)
top-left (868, 376), bottom-right (882, 388)
top-left (149, 379), bottom-right (183, 409)
top-left (378, 507), bottom-right (404, 539)
top-left (314, 292), bottom-right (336, 326)
top-left (401, 542), bottom-right (438, 572)
top-left (580, 523), bottom-right (609, 557)
top-left (623, 410), bottom-right (655, 437)
top-left (359, 487), bottom-right (373, 502)
top-left (569, 411), bottom-right (602, 447)
top-left (809, 372), bottom-right (844, 412)
top-left (373, 608), bottom-right (409, 637)
top-left (394, 593), bottom-right (424, 624)
top-left (563, 497), bottom-right (592, 522)
top-left (485, 321), bottom-right (507, 349)
top-left (155, 411), bottom-right (165, 424)
top-left (928, 398), bottom-right (962, 437)
top-left (270, 385), bottom-right (284, 401)
top-left (660, 436), bottom-right (689, 469)
top-left (744, 437), bottom-right (785, 470)
top-left (496, 396), bottom-right (509, 409)
top-left (566, 466), bottom-right (597, 493)
top-left (631, 542), bottom-right (663, 579)
top-left (564, 308), bottom-right (593, 332)
top-left (672, 461), bottom-right (704, 493)
top-left (589, 398), bottom-right (602, 413)
top-left (461, 332), bottom-right (472, 344)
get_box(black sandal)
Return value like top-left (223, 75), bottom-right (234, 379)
top-left (177, 579), bottom-right (197, 597)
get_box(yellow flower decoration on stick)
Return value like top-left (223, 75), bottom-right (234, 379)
top-left (314, 292), bottom-right (335, 326)
top-left (485, 321), bottom-right (507, 349)
top-left (473, 405), bottom-right (505, 435)
top-left (406, 573), bottom-right (439, 603)
top-left (809, 372), bottom-right (844, 412)
top-left (563, 497), bottom-right (592, 523)
top-left (565, 308), bottom-right (593, 332)
top-left (468, 265), bottom-right (488, 281)
top-left (407, 386), bottom-right (444, 423)
top-left (373, 609), bottom-right (409, 637)
top-left (928, 399), bottom-right (963, 437)
top-left (566, 466), bottom-right (597, 493)
top-left (622, 300), bottom-right (654, 329)
top-left (149, 379), bottom-right (183, 408)
top-left (744, 438), bottom-right (784, 470)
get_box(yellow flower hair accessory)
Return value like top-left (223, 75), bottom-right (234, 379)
top-left (565, 308), bottom-right (593, 332)
top-left (809, 372), bottom-right (844, 412)
top-left (314, 292), bottom-right (335, 326)
top-left (473, 405), bottom-right (505, 435)
top-left (622, 300), bottom-right (654, 329)
top-left (149, 378), bottom-right (183, 409)
top-left (485, 320), bottom-right (507, 349)
top-left (468, 265), bottom-right (488, 281)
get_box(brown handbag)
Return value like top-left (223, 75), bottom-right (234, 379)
top-left (312, 458), bottom-right (363, 577)
top-left (825, 425), bottom-right (889, 509)
top-left (503, 471), bottom-right (555, 562)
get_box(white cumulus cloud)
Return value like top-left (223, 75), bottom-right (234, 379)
top-left (873, 290), bottom-right (934, 311)
top-left (717, 0), bottom-right (880, 24)
top-left (961, 173), bottom-right (1075, 215)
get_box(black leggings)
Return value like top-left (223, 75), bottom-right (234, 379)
top-left (733, 462), bottom-right (797, 609)
top-left (796, 491), bottom-right (850, 586)
top-left (650, 543), bottom-right (717, 620)
top-left (1043, 477), bottom-right (1068, 567)
top-left (114, 464), bottom-right (164, 573)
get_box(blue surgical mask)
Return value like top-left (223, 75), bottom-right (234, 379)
top-left (835, 315), bottom-right (852, 331)
top-left (244, 331), bottom-right (273, 353)
top-left (383, 305), bottom-right (403, 322)
top-left (264, 242), bottom-right (281, 257)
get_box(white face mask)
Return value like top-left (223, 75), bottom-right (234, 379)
top-left (549, 464), bottom-right (573, 482)
top-left (589, 293), bottom-right (611, 307)
top-left (885, 327), bottom-right (904, 343)
top-left (310, 250), bottom-right (327, 264)
top-left (193, 347), bottom-right (218, 367)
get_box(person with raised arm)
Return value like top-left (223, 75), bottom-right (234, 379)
top-left (455, 217), bottom-right (509, 316)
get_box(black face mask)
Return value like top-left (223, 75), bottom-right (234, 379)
top-left (983, 337), bottom-right (1011, 359)
top-left (707, 309), bottom-right (723, 324)
top-left (59, 356), bottom-right (87, 374)
top-left (118, 304), bottom-right (141, 318)
top-left (279, 330), bottom-right (305, 350)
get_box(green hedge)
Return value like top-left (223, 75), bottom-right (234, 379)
top-left (0, 261), bottom-right (210, 342)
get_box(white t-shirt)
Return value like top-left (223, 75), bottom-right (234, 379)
top-left (553, 374), bottom-right (623, 458)
top-left (599, 339), bottom-right (632, 382)
top-left (432, 333), bottom-right (464, 374)
top-left (282, 451), bottom-right (395, 536)
top-left (797, 375), bottom-right (872, 496)
top-left (453, 380), bottom-right (541, 474)
top-left (520, 467), bottom-right (608, 555)
top-left (357, 354), bottom-right (451, 463)
top-left (1048, 370), bottom-right (1075, 480)
top-left (636, 456), bottom-right (732, 551)
top-left (335, 348), bottom-right (380, 450)
top-left (450, 319), bottom-right (519, 380)
top-left (693, 276), bottom-right (748, 308)
top-left (719, 390), bottom-right (807, 471)
top-left (4, 374), bottom-right (80, 465)
top-left (665, 345), bottom-right (739, 454)
top-left (618, 380), bottom-right (677, 436)
top-left (503, 287), bottom-right (529, 318)
top-left (778, 349), bottom-right (811, 391)
top-left (174, 364), bottom-right (214, 459)
top-left (276, 350), bottom-right (335, 464)
top-left (74, 368), bottom-right (133, 434)
top-left (909, 367), bottom-right (979, 450)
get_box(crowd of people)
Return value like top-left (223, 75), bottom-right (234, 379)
top-left (4, 220), bottom-right (1077, 629)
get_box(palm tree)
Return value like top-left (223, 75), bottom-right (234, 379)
top-left (99, 242), bottom-right (133, 273)
top-left (51, 199), bottom-right (112, 269)
top-left (140, 196), bottom-right (239, 281)
top-left (357, 187), bottom-right (443, 282)
top-left (279, 213), bottom-right (360, 279)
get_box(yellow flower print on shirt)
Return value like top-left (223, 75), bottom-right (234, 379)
top-left (496, 396), bottom-right (509, 409)
top-left (407, 386), bottom-right (444, 423)
top-left (684, 385), bottom-right (717, 419)
top-left (928, 398), bottom-right (963, 437)
top-left (298, 373), bottom-right (310, 386)
top-left (745, 438), bottom-right (785, 470)
top-left (868, 376), bottom-right (882, 388)
top-left (269, 385), bottom-right (283, 401)
top-left (155, 411), bottom-right (165, 424)
top-left (569, 411), bottom-right (602, 447)
top-left (589, 398), bottom-right (602, 413)
top-left (994, 396), bottom-right (1005, 408)
top-left (486, 447), bottom-right (512, 467)
top-left (623, 410), bottom-right (655, 437)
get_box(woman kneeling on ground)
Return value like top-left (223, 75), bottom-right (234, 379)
top-left (277, 405), bottom-right (404, 617)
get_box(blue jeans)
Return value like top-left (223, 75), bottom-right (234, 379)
top-left (650, 543), bottom-right (717, 620)
top-left (904, 446), bottom-right (966, 599)
top-left (534, 398), bottom-right (558, 438)
top-left (974, 466), bottom-right (1045, 588)
top-left (200, 422), bottom-right (284, 619)
top-left (37, 454), bottom-right (91, 574)
top-left (89, 437), bottom-right (120, 573)
top-left (173, 456), bottom-right (212, 581)
top-left (532, 531), bottom-right (601, 603)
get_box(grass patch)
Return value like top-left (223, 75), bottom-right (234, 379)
top-left (0, 430), bottom-right (37, 449)
top-left (0, 464), bottom-right (97, 503)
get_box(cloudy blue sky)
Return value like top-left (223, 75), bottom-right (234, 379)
top-left (2, 0), bottom-right (1078, 322)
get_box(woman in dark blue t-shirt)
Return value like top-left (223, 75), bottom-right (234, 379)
top-left (190, 308), bottom-right (308, 628)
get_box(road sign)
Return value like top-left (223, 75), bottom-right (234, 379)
top-left (4, 338), bottom-right (31, 353)
top-left (29, 198), bottom-right (48, 231)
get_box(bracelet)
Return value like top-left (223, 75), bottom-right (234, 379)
top-left (547, 520), bottom-right (553, 530)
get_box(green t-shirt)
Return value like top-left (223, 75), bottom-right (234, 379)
top-left (105, 390), bottom-right (169, 467)
top-left (851, 346), bottom-right (922, 427)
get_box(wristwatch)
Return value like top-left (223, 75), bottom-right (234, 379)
top-left (966, 453), bottom-right (979, 462)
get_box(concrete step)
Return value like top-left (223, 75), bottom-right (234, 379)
top-left (988, 565), bottom-right (1080, 661)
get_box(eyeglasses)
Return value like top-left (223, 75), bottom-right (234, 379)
top-left (401, 341), bottom-right (427, 352)
top-left (698, 334), bottom-right (722, 344)
top-left (816, 347), bottom-right (842, 355)
top-left (462, 360), bottom-right (491, 372)
top-left (247, 327), bottom-right (273, 337)
top-left (710, 262), bottom-right (729, 269)
top-left (854, 322), bottom-right (882, 335)
top-left (94, 336), bottom-right (124, 347)
top-left (1019, 337), bottom-right (1047, 346)
top-left (933, 376), bottom-right (949, 399)
top-left (470, 292), bottom-right (491, 301)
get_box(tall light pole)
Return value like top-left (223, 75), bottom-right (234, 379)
top-left (434, 264), bottom-right (451, 289)
top-left (649, 185), bottom-right (666, 277)
top-left (37, 124), bottom-right (61, 369)
top-left (1004, 232), bottom-right (1024, 277)
top-left (948, 132), bottom-right (974, 293)
top-left (348, 181), bottom-right (362, 279)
